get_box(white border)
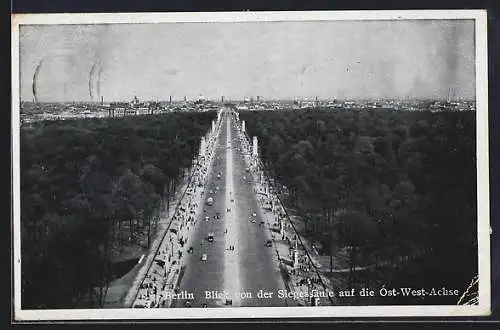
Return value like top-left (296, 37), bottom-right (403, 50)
top-left (10, 10), bottom-right (489, 24)
top-left (11, 10), bottom-right (490, 321)
top-left (475, 11), bottom-right (491, 319)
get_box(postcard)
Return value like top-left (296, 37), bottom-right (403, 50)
top-left (11, 10), bottom-right (490, 320)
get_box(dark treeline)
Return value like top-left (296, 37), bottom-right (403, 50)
top-left (240, 108), bottom-right (477, 304)
top-left (20, 112), bottom-right (215, 309)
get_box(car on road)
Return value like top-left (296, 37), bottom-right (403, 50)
top-left (201, 253), bottom-right (208, 261)
top-left (252, 212), bottom-right (257, 217)
top-left (266, 240), bottom-right (273, 247)
top-left (206, 197), bottom-right (213, 206)
top-left (204, 216), bottom-right (209, 221)
top-left (207, 232), bottom-right (214, 242)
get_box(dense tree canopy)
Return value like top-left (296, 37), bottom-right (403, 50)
top-left (239, 108), bottom-right (477, 303)
top-left (20, 112), bottom-right (215, 309)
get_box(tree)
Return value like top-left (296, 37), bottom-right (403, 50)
top-left (140, 163), bottom-right (166, 197)
top-left (337, 211), bottom-right (378, 289)
top-left (267, 135), bottom-right (284, 174)
top-left (115, 170), bottom-right (145, 246)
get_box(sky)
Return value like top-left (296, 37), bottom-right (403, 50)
top-left (19, 20), bottom-right (476, 102)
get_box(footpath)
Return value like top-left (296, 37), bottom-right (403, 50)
top-left (234, 115), bottom-right (337, 307)
top-left (104, 177), bottom-right (191, 308)
top-left (126, 111), bottom-right (224, 308)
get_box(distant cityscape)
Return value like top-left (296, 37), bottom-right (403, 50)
top-left (19, 95), bottom-right (476, 125)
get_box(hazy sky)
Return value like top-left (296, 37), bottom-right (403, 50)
top-left (19, 20), bottom-right (475, 102)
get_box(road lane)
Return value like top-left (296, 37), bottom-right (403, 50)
top-left (171, 118), bottom-right (228, 308)
top-left (223, 118), bottom-right (242, 306)
top-left (228, 115), bottom-right (287, 307)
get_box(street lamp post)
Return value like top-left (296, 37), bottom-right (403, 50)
top-left (307, 280), bottom-right (313, 306)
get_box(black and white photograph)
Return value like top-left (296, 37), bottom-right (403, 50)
top-left (11, 10), bottom-right (491, 320)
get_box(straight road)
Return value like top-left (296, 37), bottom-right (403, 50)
top-left (172, 110), bottom-right (287, 308)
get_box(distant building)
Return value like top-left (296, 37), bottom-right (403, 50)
top-left (194, 95), bottom-right (207, 104)
top-left (110, 102), bottom-right (130, 109)
top-left (131, 96), bottom-right (140, 107)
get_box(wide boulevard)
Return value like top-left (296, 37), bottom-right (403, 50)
top-left (171, 111), bottom-right (287, 308)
